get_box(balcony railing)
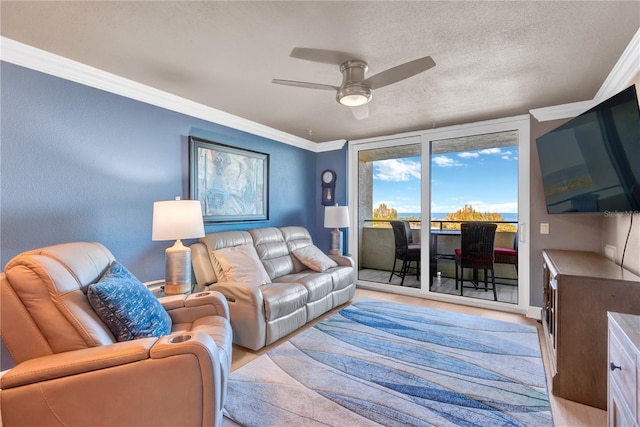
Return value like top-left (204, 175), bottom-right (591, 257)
top-left (359, 220), bottom-right (518, 284)
top-left (364, 219), bottom-right (517, 227)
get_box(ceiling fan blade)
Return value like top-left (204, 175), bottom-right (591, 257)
top-left (350, 104), bottom-right (369, 120)
top-left (365, 56), bottom-right (436, 89)
top-left (290, 47), bottom-right (358, 65)
top-left (272, 79), bottom-right (338, 91)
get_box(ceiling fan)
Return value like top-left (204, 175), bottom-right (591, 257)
top-left (272, 47), bottom-right (436, 120)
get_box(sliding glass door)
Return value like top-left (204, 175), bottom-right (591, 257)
top-left (429, 131), bottom-right (519, 304)
top-left (348, 115), bottom-right (530, 313)
top-left (355, 138), bottom-right (422, 288)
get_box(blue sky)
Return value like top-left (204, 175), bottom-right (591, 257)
top-left (373, 146), bottom-right (518, 214)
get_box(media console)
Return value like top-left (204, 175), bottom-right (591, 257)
top-left (542, 249), bottom-right (640, 409)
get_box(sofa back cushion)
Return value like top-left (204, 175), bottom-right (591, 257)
top-left (211, 244), bottom-right (271, 286)
top-left (280, 226), bottom-right (316, 272)
top-left (194, 226), bottom-right (319, 283)
top-left (2, 242), bottom-right (118, 363)
top-left (248, 227), bottom-right (295, 280)
top-left (199, 230), bottom-right (254, 283)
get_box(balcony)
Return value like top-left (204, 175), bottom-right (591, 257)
top-left (358, 221), bottom-right (518, 302)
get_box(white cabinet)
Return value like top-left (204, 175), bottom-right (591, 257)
top-left (608, 312), bottom-right (640, 427)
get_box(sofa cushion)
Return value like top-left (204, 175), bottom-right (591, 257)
top-left (87, 261), bottom-right (172, 341)
top-left (212, 244), bottom-right (271, 286)
top-left (276, 272), bottom-right (333, 302)
top-left (281, 226), bottom-right (316, 272)
top-left (249, 227), bottom-right (295, 279)
top-left (326, 266), bottom-right (355, 292)
top-left (200, 230), bottom-right (254, 283)
top-left (292, 245), bottom-right (338, 272)
top-left (260, 282), bottom-right (308, 320)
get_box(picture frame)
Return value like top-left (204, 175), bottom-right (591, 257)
top-left (189, 136), bottom-right (269, 223)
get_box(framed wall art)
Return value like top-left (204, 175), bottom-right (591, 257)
top-left (189, 136), bottom-right (269, 222)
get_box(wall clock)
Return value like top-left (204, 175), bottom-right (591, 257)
top-left (321, 169), bottom-right (337, 206)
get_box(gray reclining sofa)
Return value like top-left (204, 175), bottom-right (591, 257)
top-left (190, 226), bottom-right (355, 350)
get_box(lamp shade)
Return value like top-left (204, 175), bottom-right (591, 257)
top-left (324, 205), bottom-right (350, 228)
top-left (152, 199), bottom-right (205, 241)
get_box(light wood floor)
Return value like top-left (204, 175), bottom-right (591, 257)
top-left (229, 288), bottom-right (606, 427)
top-left (360, 268), bottom-right (519, 304)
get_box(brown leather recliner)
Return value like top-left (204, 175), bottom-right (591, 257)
top-left (0, 242), bottom-right (233, 427)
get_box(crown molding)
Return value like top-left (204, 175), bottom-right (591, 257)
top-left (0, 37), bottom-right (327, 153)
top-left (529, 100), bottom-right (596, 122)
top-left (314, 139), bottom-right (347, 152)
top-left (530, 28), bottom-right (640, 122)
top-left (594, 27), bottom-right (640, 103)
top-left (5, 29), bottom-right (639, 144)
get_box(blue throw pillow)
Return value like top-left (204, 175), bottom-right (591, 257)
top-left (88, 261), bottom-right (172, 341)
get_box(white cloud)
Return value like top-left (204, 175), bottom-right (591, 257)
top-left (463, 200), bottom-right (518, 213)
top-left (432, 155), bottom-right (462, 167)
top-left (501, 150), bottom-right (518, 160)
top-left (458, 152), bottom-right (479, 159)
top-left (373, 159), bottom-right (421, 181)
top-left (479, 147), bottom-right (502, 155)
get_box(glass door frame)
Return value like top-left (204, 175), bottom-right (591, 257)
top-left (348, 114), bottom-right (531, 314)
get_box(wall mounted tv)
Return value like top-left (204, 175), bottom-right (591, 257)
top-left (536, 84), bottom-right (640, 214)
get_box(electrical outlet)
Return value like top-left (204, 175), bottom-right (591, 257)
top-left (604, 245), bottom-right (617, 262)
top-left (540, 223), bottom-right (549, 234)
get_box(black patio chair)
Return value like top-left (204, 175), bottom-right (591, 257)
top-left (454, 222), bottom-right (497, 301)
top-left (389, 220), bottom-right (421, 286)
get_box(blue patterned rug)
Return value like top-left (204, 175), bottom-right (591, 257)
top-left (224, 299), bottom-right (553, 426)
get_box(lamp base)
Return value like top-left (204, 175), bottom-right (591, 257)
top-left (164, 282), bottom-right (192, 295)
top-left (329, 228), bottom-right (343, 256)
top-left (165, 240), bottom-right (192, 295)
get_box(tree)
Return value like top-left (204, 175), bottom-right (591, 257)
top-left (439, 204), bottom-right (516, 232)
top-left (373, 203), bottom-right (398, 227)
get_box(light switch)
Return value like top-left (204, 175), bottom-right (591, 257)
top-left (540, 223), bottom-right (549, 234)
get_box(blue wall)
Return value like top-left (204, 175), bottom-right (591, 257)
top-left (0, 61), bottom-right (340, 281)
top-left (315, 146), bottom-right (349, 253)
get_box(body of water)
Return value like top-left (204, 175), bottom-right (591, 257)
top-left (399, 212), bottom-right (518, 222)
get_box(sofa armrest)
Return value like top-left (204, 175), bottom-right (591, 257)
top-left (1, 334), bottom-right (220, 389)
top-left (1, 333), bottom-right (223, 427)
top-left (1, 338), bottom-right (157, 389)
top-left (206, 282), bottom-right (267, 350)
top-left (205, 281), bottom-right (263, 307)
top-left (160, 290), bottom-right (230, 324)
top-left (191, 242), bottom-right (217, 285)
top-left (330, 254), bottom-right (354, 268)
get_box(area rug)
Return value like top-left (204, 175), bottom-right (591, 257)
top-left (224, 298), bottom-right (553, 426)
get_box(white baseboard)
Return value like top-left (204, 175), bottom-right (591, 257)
top-left (526, 305), bottom-right (542, 320)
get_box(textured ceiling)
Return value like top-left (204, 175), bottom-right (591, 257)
top-left (1, 1), bottom-right (639, 143)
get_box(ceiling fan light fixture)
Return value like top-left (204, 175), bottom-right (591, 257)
top-left (273, 49), bottom-right (436, 117)
top-left (337, 84), bottom-right (372, 107)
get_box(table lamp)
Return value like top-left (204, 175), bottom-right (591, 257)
top-left (152, 198), bottom-right (205, 295)
top-left (324, 204), bottom-right (350, 256)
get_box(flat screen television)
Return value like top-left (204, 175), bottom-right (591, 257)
top-left (536, 84), bottom-right (640, 214)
